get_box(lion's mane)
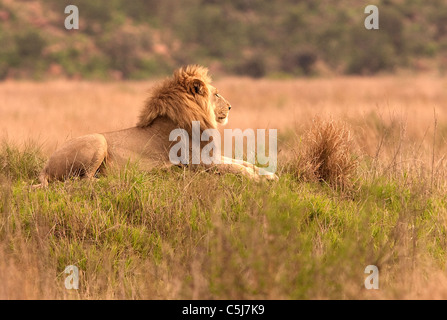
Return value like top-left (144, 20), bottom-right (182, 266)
top-left (137, 64), bottom-right (217, 131)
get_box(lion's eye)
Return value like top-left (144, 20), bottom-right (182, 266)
top-left (215, 93), bottom-right (220, 98)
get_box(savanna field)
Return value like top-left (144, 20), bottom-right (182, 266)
top-left (1, 75), bottom-right (447, 299)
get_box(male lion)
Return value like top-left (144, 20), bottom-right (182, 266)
top-left (34, 65), bottom-right (277, 188)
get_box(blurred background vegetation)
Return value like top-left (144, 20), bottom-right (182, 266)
top-left (0, 0), bottom-right (446, 80)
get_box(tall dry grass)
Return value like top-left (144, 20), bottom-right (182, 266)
top-left (283, 118), bottom-right (359, 191)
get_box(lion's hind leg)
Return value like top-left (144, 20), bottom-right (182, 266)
top-left (81, 134), bottom-right (108, 180)
top-left (34, 134), bottom-right (108, 187)
top-left (31, 171), bottom-right (49, 189)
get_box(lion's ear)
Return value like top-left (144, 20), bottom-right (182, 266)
top-left (189, 79), bottom-right (206, 96)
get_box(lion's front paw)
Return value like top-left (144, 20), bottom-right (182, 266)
top-left (264, 173), bottom-right (279, 181)
top-left (258, 168), bottom-right (279, 181)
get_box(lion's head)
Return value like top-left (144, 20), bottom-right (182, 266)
top-left (137, 65), bottom-right (231, 131)
top-left (209, 84), bottom-right (231, 126)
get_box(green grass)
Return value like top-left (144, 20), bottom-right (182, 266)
top-left (1, 142), bottom-right (447, 299)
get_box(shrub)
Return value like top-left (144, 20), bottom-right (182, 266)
top-left (233, 55), bottom-right (267, 78)
top-left (97, 27), bottom-right (152, 78)
top-left (281, 46), bottom-right (318, 75)
top-left (15, 31), bottom-right (46, 59)
top-left (346, 28), bottom-right (397, 74)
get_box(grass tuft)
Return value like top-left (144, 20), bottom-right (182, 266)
top-left (285, 118), bottom-right (359, 191)
top-left (0, 140), bottom-right (45, 182)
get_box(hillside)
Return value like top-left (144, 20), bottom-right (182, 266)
top-left (0, 0), bottom-right (446, 80)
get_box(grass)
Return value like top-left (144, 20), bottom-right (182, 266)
top-left (1, 131), bottom-right (446, 299)
top-left (1, 76), bottom-right (447, 299)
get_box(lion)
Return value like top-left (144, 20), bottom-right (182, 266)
top-left (34, 65), bottom-right (277, 188)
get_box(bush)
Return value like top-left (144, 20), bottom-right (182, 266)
top-left (0, 30), bottom-right (18, 79)
top-left (97, 27), bottom-right (153, 78)
top-left (346, 28), bottom-right (397, 75)
top-left (233, 55), bottom-right (267, 78)
top-left (281, 46), bottom-right (318, 75)
top-left (15, 31), bottom-right (46, 59)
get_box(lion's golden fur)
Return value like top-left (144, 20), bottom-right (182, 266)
top-left (34, 64), bottom-right (275, 188)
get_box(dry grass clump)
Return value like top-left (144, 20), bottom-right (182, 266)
top-left (286, 118), bottom-right (359, 190)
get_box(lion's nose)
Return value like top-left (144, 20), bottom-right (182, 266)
top-left (228, 105), bottom-right (231, 110)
